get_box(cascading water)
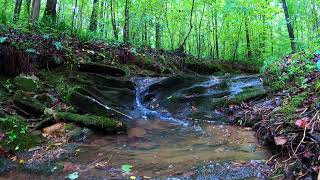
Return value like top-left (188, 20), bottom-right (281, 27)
top-left (132, 77), bottom-right (189, 126)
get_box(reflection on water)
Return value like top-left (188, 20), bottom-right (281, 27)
top-left (73, 119), bottom-right (270, 177)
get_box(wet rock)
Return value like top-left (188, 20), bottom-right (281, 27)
top-left (239, 144), bottom-right (257, 153)
top-left (141, 75), bottom-right (266, 122)
top-left (66, 127), bottom-right (82, 142)
top-left (13, 90), bottom-right (46, 117)
top-left (0, 157), bottom-right (15, 174)
top-left (68, 73), bottom-right (135, 116)
top-left (195, 161), bottom-right (271, 180)
top-left (55, 112), bottom-right (127, 134)
top-left (66, 127), bottom-right (94, 142)
top-left (78, 62), bottom-right (126, 77)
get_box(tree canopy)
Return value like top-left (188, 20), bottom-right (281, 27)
top-left (0, 0), bottom-right (319, 63)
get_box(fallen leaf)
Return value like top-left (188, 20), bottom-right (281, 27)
top-left (130, 176), bottom-right (136, 180)
top-left (121, 164), bottom-right (133, 173)
top-left (19, 159), bottom-right (26, 164)
top-left (66, 172), bottom-right (79, 180)
top-left (274, 136), bottom-right (287, 145)
top-left (295, 117), bottom-right (311, 129)
top-left (64, 162), bottom-right (79, 172)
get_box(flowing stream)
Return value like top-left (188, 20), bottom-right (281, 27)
top-left (1, 75), bottom-right (272, 180)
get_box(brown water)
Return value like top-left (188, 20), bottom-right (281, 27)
top-left (1, 119), bottom-right (270, 180)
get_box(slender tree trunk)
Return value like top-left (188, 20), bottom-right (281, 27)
top-left (44, 0), bottom-right (57, 20)
top-left (71, 0), bottom-right (78, 34)
top-left (245, 17), bottom-right (253, 59)
top-left (155, 21), bottom-right (161, 49)
top-left (13, 0), bottom-right (23, 21)
top-left (31, 0), bottom-right (41, 22)
top-left (214, 10), bottom-right (219, 59)
top-left (165, 2), bottom-right (174, 50)
top-left (232, 20), bottom-right (243, 61)
top-left (144, 21), bottom-right (148, 46)
top-left (281, 0), bottom-right (297, 53)
top-left (89, 0), bottom-right (99, 32)
top-left (197, 3), bottom-right (206, 59)
top-left (123, 0), bottom-right (130, 46)
top-left (178, 0), bottom-right (195, 52)
top-left (110, 0), bottom-right (119, 40)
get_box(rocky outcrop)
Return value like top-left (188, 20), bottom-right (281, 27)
top-left (140, 75), bottom-right (266, 121)
top-left (67, 72), bottom-right (135, 117)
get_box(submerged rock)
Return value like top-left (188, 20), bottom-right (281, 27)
top-left (55, 112), bottom-right (127, 134)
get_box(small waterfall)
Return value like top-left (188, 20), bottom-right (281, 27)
top-left (133, 77), bottom-right (189, 126)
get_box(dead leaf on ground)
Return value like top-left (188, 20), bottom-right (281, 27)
top-left (274, 136), bottom-right (288, 145)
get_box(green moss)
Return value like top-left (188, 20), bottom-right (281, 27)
top-left (0, 116), bottom-right (42, 152)
top-left (13, 90), bottom-right (46, 115)
top-left (14, 76), bottom-right (42, 92)
top-left (314, 80), bottom-right (320, 92)
top-left (280, 93), bottom-right (308, 120)
top-left (55, 112), bottom-right (127, 134)
top-left (44, 73), bottom-right (81, 102)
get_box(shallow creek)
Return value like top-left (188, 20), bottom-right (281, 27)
top-left (1, 75), bottom-right (272, 179)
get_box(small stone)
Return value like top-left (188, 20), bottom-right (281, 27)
top-left (43, 123), bottom-right (65, 136)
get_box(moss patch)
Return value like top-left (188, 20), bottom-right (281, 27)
top-left (0, 116), bottom-right (42, 152)
top-left (55, 112), bottom-right (127, 134)
top-left (280, 93), bottom-right (308, 120)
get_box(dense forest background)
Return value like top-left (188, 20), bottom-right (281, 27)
top-left (0, 0), bottom-right (319, 64)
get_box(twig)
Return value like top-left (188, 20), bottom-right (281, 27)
top-left (85, 95), bottom-right (133, 119)
top-left (294, 111), bottom-right (319, 154)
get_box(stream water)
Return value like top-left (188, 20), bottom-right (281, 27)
top-left (1, 75), bottom-right (272, 179)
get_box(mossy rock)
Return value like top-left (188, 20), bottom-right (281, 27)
top-left (14, 76), bottom-right (43, 93)
top-left (228, 86), bottom-right (267, 104)
top-left (55, 112), bottom-right (127, 134)
top-left (13, 90), bottom-right (46, 117)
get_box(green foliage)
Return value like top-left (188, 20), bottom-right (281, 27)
top-left (53, 41), bottom-right (63, 51)
top-left (0, 116), bottom-right (40, 152)
top-left (0, 36), bottom-right (8, 44)
top-left (280, 93), bottom-right (308, 120)
top-left (263, 52), bottom-right (317, 91)
top-left (4, 79), bottom-right (14, 94)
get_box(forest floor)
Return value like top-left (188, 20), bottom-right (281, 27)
top-left (0, 29), bottom-right (319, 179)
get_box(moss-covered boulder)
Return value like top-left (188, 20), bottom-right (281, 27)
top-left (13, 90), bottom-right (46, 117)
top-left (55, 112), bottom-right (127, 134)
top-left (14, 75), bottom-right (42, 93)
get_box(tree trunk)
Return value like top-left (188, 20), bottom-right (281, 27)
top-left (281, 0), bottom-right (297, 53)
top-left (155, 21), bottom-right (161, 49)
top-left (178, 0), bottom-right (195, 52)
top-left (245, 17), bottom-right (253, 59)
top-left (110, 0), bottom-right (119, 40)
top-left (89, 0), bottom-right (99, 32)
top-left (31, 0), bottom-right (41, 22)
top-left (232, 20), bottom-right (243, 61)
top-left (44, 0), bottom-right (57, 20)
top-left (71, 0), bottom-right (78, 34)
top-left (214, 10), bottom-right (219, 59)
top-left (13, 0), bottom-right (23, 21)
top-left (123, 0), bottom-right (130, 46)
